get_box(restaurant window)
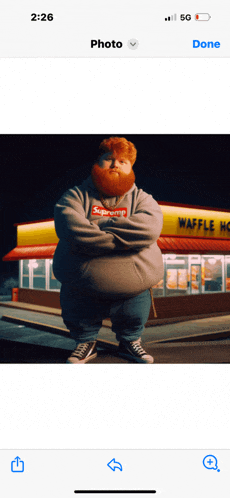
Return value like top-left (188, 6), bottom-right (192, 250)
top-left (165, 255), bottom-right (189, 297)
top-left (225, 256), bottom-right (230, 292)
top-left (31, 259), bottom-right (46, 289)
top-left (20, 259), bottom-right (61, 291)
top-left (22, 260), bottom-right (30, 288)
top-left (49, 260), bottom-right (61, 290)
top-left (151, 278), bottom-right (163, 297)
top-left (201, 255), bottom-right (224, 293)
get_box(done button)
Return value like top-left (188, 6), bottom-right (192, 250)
top-left (193, 40), bottom-right (220, 48)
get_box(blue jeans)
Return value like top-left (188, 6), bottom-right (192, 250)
top-left (60, 284), bottom-right (151, 344)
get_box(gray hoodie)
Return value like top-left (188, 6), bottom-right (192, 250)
top-left (53, 175), bottom-right (163, 299)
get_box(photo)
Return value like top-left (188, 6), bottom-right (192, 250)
top-left (1, 134), bottom-right (230, 364)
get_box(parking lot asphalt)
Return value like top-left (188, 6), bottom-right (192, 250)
top-left (0, 301), bottom-right (230, 363)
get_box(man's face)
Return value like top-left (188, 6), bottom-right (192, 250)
top-left (98, 152), bottom-right (132, 175)
top-left (91, 151), bottom-right (135, 197)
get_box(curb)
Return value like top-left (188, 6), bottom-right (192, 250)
top-left (0, 301), bottom-right (61, 317)
top-left (1, 315), bottom-right (118, 348)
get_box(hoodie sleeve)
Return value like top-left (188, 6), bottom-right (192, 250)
top-left (54, 188), bottom-right (120, 255)
top-left (100, 192), bottom-right (163, 250)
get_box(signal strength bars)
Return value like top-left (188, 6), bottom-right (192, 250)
top-left (165, 14), bottom-right (177, 21)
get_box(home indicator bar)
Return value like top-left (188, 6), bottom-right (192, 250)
top-left (74, 492), bottom-right (157, 495)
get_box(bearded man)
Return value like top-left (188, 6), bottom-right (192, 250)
top-left (53, 137), bottom-right (163, 364)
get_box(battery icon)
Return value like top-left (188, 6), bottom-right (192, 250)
top-left (195, 13), bottom-right (211, 21)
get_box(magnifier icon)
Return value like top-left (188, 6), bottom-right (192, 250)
top-left (203, 455), bottom-right (220, 472)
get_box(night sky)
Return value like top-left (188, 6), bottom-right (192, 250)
top-left (1, 134), bottom-right (230, 287)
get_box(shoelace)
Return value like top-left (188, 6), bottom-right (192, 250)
top-left (131, 341), bottom-right (146, 355)
top-left (72, 343), bottom-right (90, 358)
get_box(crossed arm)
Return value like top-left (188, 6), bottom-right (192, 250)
top-left (54, 188), bottom-right (163, 256)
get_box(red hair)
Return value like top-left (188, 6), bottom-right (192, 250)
top-left (98, 137), bottom-right (137, 166)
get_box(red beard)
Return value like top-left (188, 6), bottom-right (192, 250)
top-left (91, 163), bottom-right (135, 197)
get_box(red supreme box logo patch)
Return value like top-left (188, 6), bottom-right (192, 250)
top-left (92, 205), bottom-right (127, 217)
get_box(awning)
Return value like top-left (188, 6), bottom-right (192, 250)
top-left (158, 237), bottom-right (230, 254)
top-left (3, 237), bottom-right (230, 261)
top-left (2, 244), bottom-right (57, 261)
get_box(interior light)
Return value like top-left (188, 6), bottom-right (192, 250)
top-left (167, 260), bottom-right (185, 265)
top-left (208, 258), bottom-right (216, 265)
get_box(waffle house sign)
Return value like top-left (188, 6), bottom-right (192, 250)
top-left (161, 205), bottom-right (230, 238)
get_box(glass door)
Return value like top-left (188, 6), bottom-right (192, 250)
top-left (190, 264), bottom-right (201, 294)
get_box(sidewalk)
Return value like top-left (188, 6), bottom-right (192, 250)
top-left (1, 300), bottom-right (230, 343)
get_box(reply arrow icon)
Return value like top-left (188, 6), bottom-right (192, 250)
top-left (107, 458), bottom-right (123, 471)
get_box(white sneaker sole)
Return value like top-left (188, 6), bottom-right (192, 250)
top-left (66, 352), bottom-right (98, 364)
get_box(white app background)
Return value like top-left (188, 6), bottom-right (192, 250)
top-left (0, 58), bottom-right (229, 455)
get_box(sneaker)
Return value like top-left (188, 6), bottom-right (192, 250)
top-left (66, 341), bottom-right (97, 364)
top-left (118, 338), bottom-right (154, 364)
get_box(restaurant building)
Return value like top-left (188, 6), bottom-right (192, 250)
top-left (3, 202), bottom-right (230, 319)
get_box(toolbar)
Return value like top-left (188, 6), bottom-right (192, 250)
top-left (2, 449), bottom-right (230, 497)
